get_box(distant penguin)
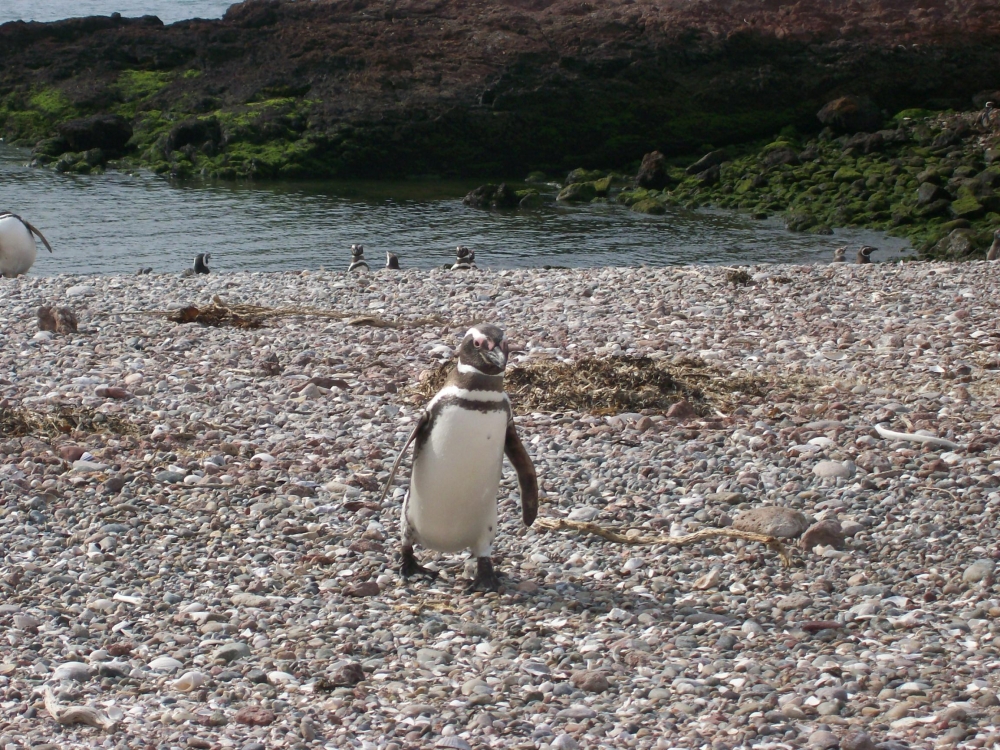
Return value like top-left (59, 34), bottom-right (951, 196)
top-left (136, 267), bottom-right (153, 275)
top-left (386, 251), bottom-right (400, 270)
top-left (0, 211), bottom-right (53, 278)
top-left (987, 229), bottom-right (1000, 261)
top-left (348, 244), bottom-right (369, 272)
top-left (452, 245), bottom-right (476, 270)
top-left (856, 246), bottom-right (875, 264)
top-left (380, 323), bottom-right (538, 592)
top-left (832, 246), bottom-right (846, 263)
top-left (194, 253), bottom-right (211, 274)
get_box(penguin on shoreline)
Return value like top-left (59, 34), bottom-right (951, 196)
top-left (832, 246), bottom-right (846, 263)
top-left (385, 251), bottom-right (400, 270)
top-left (987, 229), bottom-right (1000, 261)
top-left (379, 323), bottom-right (538, 592)
top-left (856, 246), bottom-right (875, 264)
top-left (349, 244), bottom-right (369, 272)
top-left (452, 245), bottom-right (476, 270)
top-left (194, 253), bottom-right (211, 274)
top-left (0, 211), bottom-right (53, 278)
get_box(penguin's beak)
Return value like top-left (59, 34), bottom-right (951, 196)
top-left (483, 344), bottom-right (507, 370)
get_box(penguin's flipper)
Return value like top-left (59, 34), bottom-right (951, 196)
top-left (378, 410), bottom-right (430, 504)
top-left (21, 219), bottom-right (53, 253)
top-left (504, 421), bottom-right (538, 526)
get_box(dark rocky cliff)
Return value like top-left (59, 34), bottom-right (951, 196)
top-left (2, 0), bottom-right (1000, 179)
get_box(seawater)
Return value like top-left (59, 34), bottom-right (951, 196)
top-left (0, 146), bottom-right (912, 275)
top-left (0, 0), bottom-right (233, 24)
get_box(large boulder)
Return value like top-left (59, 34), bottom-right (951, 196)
top-left (933, 228), bottom-right (978, 258)
top-left (557, 182), bottom-right (598, 202)
top-left (636, 151), bottom-right (671, 190)
top-left (166, 117), bottom-right (222, 153)
top-left (463, 183), bottom-right (520, 209)
top-left (57, 114), bottom-right (133, 156)
top-left (817, 96), bottom-right (882, 133)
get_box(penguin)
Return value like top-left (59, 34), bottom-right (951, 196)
top-left (379, 323), bottom-right (538, 592)
top-left (385, 250), bottom-right (400, 270)
top-left (348, 244), bottom-right (369, 272)
top-left (0, 211), bottom-right (53, 278)
top-left (452, 245), bottom-right (476, 270)
top-left (856, 246), bottom-right (875, 264)
top-left (193, 253), bottom-right (211, 274)
top-left (832, 246), bottom-right (846, 263)
top-left (987, 229), bottom-right (1000, 261)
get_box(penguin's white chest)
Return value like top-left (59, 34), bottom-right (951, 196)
top-left (408, 403), bottom-right (508, 553)
top-left (0, 217), bottom-right (38, 278)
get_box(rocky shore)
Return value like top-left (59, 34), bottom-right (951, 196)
top-left (1, 265), bottom-right (1000, 749)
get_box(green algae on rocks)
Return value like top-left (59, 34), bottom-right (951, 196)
top-left (618, 111), bottom-right (1000, 260)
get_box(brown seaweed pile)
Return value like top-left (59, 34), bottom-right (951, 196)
top-left (413, 355), bottom-right (774, 416)
top-left (0, 406), bottom-right (138, 438)
top-left (167, 304), bottom-right (265, 329)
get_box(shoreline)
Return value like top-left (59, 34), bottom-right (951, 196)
top-left (1, 265), bottom-right (1000, 748)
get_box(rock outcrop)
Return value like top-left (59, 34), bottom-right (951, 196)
top-left (1, 0), bottom-right (1000, 179)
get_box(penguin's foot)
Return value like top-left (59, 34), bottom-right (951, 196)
top-left (400, 546), bottom-right (438, 580)
top-left (468, 557), bottom-right (502, 593)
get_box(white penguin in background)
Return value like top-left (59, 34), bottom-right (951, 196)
top-left (0, 211), bottom-right (53, 278)
top-left (380, 323), bottom-right (538, 591)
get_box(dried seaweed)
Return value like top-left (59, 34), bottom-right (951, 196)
top-left (412, 355), bottom-right (773, 416)
top-left (167, 304), bottom-right (264, 329)
top-left (726, 268), bottom-right (753, 286)
top-left (0, 406), bottom-right (138, 438)
top-left (153, 296), bottom-right (448, 330)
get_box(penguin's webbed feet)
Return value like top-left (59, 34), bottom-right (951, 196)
top-left (400, 545), bottom-right (438, 580)
top-left (468, 557), bottom-right (502, 593)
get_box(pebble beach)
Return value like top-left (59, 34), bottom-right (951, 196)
top-left (1, 263), bottom-right (1000, 750)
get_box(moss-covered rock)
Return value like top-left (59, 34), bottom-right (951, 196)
top-left (630, 198), bottom-right (666, 215)
top-left (557, 182), bottom-right (598, 202)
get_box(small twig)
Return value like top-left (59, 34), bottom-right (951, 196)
top-left (533, 517), bottom-right (791, 567)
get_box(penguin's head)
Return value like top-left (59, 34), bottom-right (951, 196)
top-left (993, 228), bottom-right (1000, 240)
top-left (456, 245), bottom-right (472, 261)
top-left (351, 244), bottom-right (365, 259)
top-left (458, 323), bottom-right (509, 375)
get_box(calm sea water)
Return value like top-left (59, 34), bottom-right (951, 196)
top-left (0, 146), bottom-right (911, 275)
top-left (0, 0), bottom-right (233, 24)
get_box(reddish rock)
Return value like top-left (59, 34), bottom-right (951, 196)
top-left (330, 662), bottom-right (365, 686)
top-left (635, 151), bottom-right (671, 190)
top-left (816, 95), bottom-right (883, 133)
top-left (344, 581), bottom-right (380, 597)
top-left (234, 707), bottom-right (276, 726)
top-left (37, 306), bottom-right (78, 333)
top-left (59, 445), bottom-right (87, 462)
top-left (666, 400), bottom-right (697, 420)
top-left (95, 386), bottom-right (131, 400)
top-left (571, 670), bottom-right (610, 693)
top-left (800, 621), bottom-right (843, 633)
top-left (800, 519), bottom-right (845, 550)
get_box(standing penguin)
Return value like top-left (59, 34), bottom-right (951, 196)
top-left (380, 323), bottom-right (538, 591)
top-left (987, 229), bottom-right (1000, 261)
top-left (452, 245), bottom-right (476, 270)
top-left (831, 246), bottom-right (846, 263)
top-left (193, 253), bottom-right (211, 274)
top-left (348, 244), bottom-right (369, 272)
top-left (856, 246), bottom-right (875, 264)
top-left (385, 250), bottom-right (401, 270)
top-left (0, 211), bottom-right (53, 278)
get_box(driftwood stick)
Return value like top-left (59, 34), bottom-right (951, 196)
top-left (875, 424), bottom-right (963, 450)
top-left (533, 517), bottom-right (792, 567)
top-left (43, 687), bottom-right (117, 730)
